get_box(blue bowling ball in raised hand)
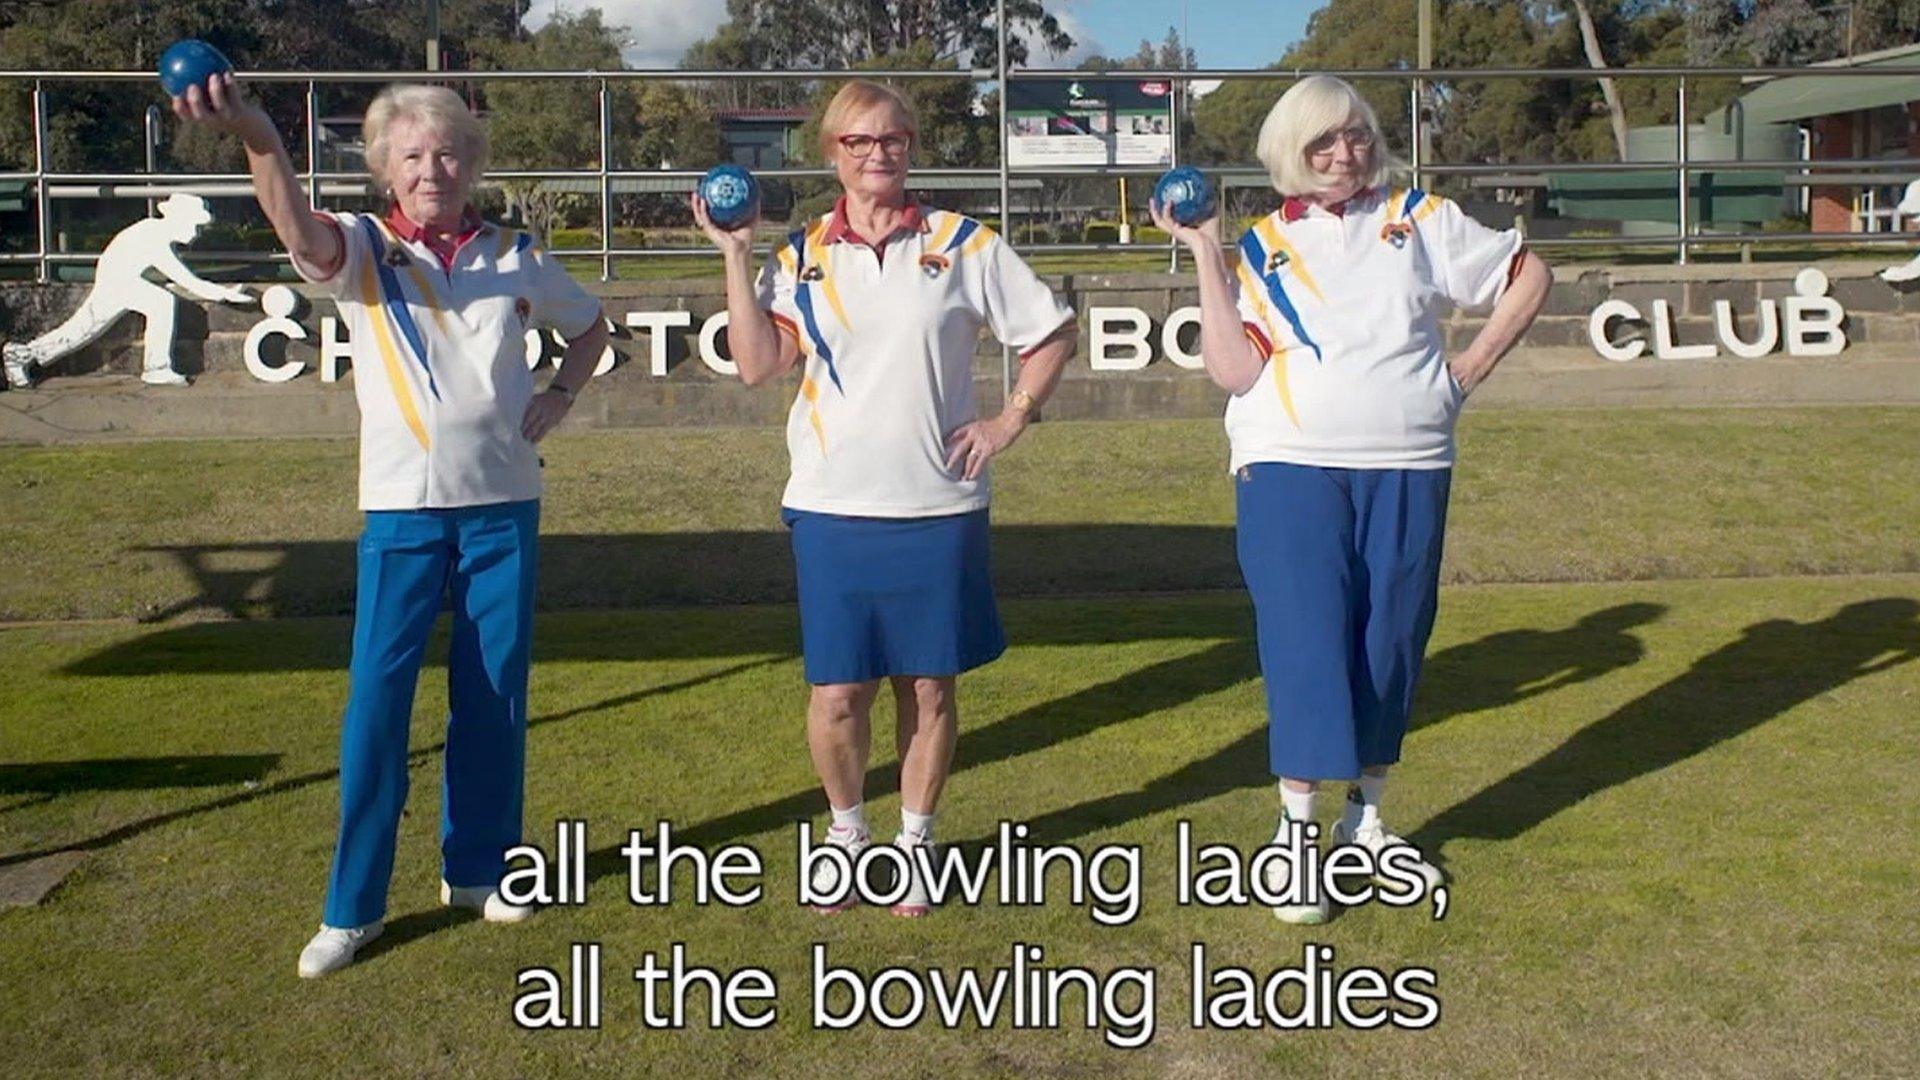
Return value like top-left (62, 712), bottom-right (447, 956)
top-left (699, 164), bottom-right (761, 230)
top-left (158, 39), bottom-right (234, 99)
top-left (1154, 166), bottom-right (1217, 227)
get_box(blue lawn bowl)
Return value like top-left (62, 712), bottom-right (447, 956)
top-left (158, 39), bottom-right (234, 98)
top-left (699, 164), bottom-right (761, 230)
top-left (1154, 166), bottom-right (1217, 227)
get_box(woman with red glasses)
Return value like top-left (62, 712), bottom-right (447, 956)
top-left (1152, 75), bottom-right (1551, 924)
top-left (696, 79), bottom-right (1076, 916)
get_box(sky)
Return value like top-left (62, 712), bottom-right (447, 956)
top-left (523, 0), bottom-right (1325, 72)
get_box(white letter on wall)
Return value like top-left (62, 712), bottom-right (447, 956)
top-left (699, 311), bottom-right (738, 376)
top-left (1090, 307), bottom-right (1152, 371)
top-left (1160, 306), bottom-right (1204, 370)
top-left (1588, 299), bottom-right (1646, 362)
top-left (1782, 268), bottom-right (1847, 357)
top-left (1651, 298), bottom-right (1718, 360)
top-left (626, 309), bottom-right (694, 376)
top-left (1713, 299), bottom-right (1779, 359)
top-left (319, 316), bottom-right (353, 382)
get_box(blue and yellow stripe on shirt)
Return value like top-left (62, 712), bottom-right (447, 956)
top-left (1233, 248), bottom-right (1303, 430)
top-left (1239, 226), bottom-right (1323, 365)
top-left (354, 253), bottom-right (432, 451)
top-left (358, 217), bottom-right (440, 401)
top-left (787, 223), bottom-right (845, 394)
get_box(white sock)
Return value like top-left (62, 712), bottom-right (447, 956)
top-left (898, 808), bottom-right (936, 845)
top-left (1343, 775), bottom-right (1385, 833)
top-left (1275, 784), bottom-right (1315, 843)
top-left (830, 803), bottom-right (868, 837)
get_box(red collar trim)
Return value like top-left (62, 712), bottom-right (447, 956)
top-left (385, 203), bottom-right (484, 244)
top-left (1282, 187), bottom-right (1376, 222)
top-left (823, 196), bottom-right (929, 246)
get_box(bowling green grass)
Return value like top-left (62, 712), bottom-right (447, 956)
top-left (3, 409), bottom-right (1919, 1077)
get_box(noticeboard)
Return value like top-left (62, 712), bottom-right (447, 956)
top-left (1006, 79), bottom-right (1175, 168)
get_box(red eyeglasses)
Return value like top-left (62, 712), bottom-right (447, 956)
top-left (836, 131), bottom-right (913, 158)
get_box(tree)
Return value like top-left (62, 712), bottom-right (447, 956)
top-left (1568, 0), bottom-right (1631, 159)
top-left (480, 9), bottom-right (636, 243)
top-left (682, 0), bottom-right (1074, 76)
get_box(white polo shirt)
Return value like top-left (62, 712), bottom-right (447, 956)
top-left (295, 210), bottom-right (602, 510)
top-left (1230, 187), bottom-right (1523, 472)
top-left (756, 201), bottom-right (1074, 517)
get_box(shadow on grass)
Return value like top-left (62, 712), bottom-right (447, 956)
top-left (0, 755), bottom-right (280, 795)
top-left (1006, 602), bottom-right (1666, 846)
top-left (0, 659), bottom-right (778, 870)
top-left (98, 525), bottom-right (1242, 647)
top-left (1412, 597), bottom-right (1920, 858)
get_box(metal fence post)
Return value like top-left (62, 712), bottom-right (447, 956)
top-left (33, 79), bottom-right (50, 283)
top-left (997, 0), bottom-right (1012, 399)
top-left (599, 77), bottom-right (613, 282)
top-left (1410, 82), bottom-right (1424, 191)
top-left (1676, 76), bottom-right (1689, 266)
top-left (1167, 78), bottom-right (1180, 273)
top-left (305, 81), bottom-right (320, 208)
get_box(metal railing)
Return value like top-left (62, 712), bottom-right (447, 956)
top-left (3, 57), bottom-right (1920, 281)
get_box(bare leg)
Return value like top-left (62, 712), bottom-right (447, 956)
top-left (892, 675), bottom-right (958, 816)
top-left (808, 681), bottom-right (879, 810)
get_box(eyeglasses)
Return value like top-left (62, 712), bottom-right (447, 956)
top-left (1306, 125), bottom-right (1376, 155)
top-left (836, 131), bottom-right (913, 158)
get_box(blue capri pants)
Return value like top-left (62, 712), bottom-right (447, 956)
top-left (1235, 463), bottom-right (1450, 781)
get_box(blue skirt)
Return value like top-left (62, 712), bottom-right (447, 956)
top-left (1236, 463), bottom-right (1451, 780)
top-left (783, 507), bottom-right (1005, 684)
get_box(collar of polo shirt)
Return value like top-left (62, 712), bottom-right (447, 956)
top-left (822, 195), bottom-right (932, 247)
top-left (1282, 186), bottom-right (1381, 223)
top-left (386, 203), bottom-right (486, 271)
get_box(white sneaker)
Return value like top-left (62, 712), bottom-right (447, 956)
top-left (809, 824), bottom-right (870, 914)
top-left (441, 880), bottom-right (535, 923)
top-left (2, 349), bottom-right (33, 390)
top-left (1263, 818), bottom-right (1330, 925)
top-left (1331, 818), bottom-right (1446, 892)
top-left (297, 921), bottom-right (383, 978)
top-left (140, 368), bottom-right (189, 387)
top-left (891, 832), bottom-right (935, 918)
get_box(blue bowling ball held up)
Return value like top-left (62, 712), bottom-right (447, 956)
top-left (699, 164), bottom-right (761, 230)
top-left (1154, 166), bottom-right (1217, 227)
top-left (158, 40), bottom-right (235, 99)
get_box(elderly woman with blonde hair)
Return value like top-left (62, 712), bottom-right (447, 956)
top-left (1152, 75), bottom-right (1551, 924)
top-left (175, 76), bottom-right (609, 974)
top-left (696, 79), bottom-right (1077, 917)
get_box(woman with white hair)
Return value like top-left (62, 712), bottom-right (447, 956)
top-left (1151, 75), bottom-right (1551, 924)
top-left (175, 75), bottom-right (609, 973)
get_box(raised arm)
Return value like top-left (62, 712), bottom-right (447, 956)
top-left (1149, 200), bottom-right (1265, 396)
top-left (173, 72), bottom-right (341, 279)
top-left (693, 195), bottom-right (799, 386)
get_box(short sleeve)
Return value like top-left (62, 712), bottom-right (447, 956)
top-left (1422, 197), bottom-right (1524, 313)
top-left (522, 241), bottom-right (603, 339)
top-left (977, 230), bottom-right (1074, 357)
top-left (755, 235), bottom-right (803, 346)
top-left (290, 210), bottom-right (363, 298)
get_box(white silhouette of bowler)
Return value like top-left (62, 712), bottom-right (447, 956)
top-left (3, 192), bottom-right (253, 388)
top-left (1881, 180), bottom-right (1920, 284)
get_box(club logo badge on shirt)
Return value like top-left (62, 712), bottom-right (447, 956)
top-left (800, 265), bottom-right (826, 283)
top-left (919, 253), bottom-right (950, 278)
top-left (383, 246), bottom-right (411, 268)
top-left (1265, 250), bottom-right (1290, 275)
top-left (1381, 222), bottom-right (1412, 249)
